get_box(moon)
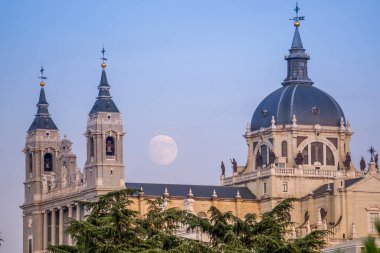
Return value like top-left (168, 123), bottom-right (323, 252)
top-left (149, 135), bottom-right (178, 165)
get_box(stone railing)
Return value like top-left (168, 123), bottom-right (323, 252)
top-left (222, 166), bottom-right (355, 186)
top-left (42, 184), bottom-right (83, 201)
top-left (355, 171), bottom-right (366, 177)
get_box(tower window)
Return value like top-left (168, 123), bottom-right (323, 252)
top-left (281, 141), bottom-right (288, 157)
top-left (90, 136), bottom-right (95, 158)
top-left (263, 182), bottom-right (267, 194)
top-left (29, 153), bottom-right (33, 174)
top-left (44, 153), bottom-right (53, 172)
top-left (261, 145), bottom-right (269, 166)
top-left (106, 136), bottom-right (115, 156)
top-left (28, 239), bottom-right (32, 253)
top-left (369, 213), bottom-right (379, 233)
top-left (283, 181), bottom-right (288, 192)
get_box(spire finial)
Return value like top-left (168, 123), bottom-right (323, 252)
top-left (38, 66), bottom-right (47, 87)
top-left (101, 45), bottom-right (107, 69)
top-left (290, 2), bottom-right (305, 27)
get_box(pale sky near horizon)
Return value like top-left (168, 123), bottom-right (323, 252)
top-left (1, 1), bottom-right (380, 251)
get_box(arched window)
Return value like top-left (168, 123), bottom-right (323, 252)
top-left (311, 142), bottom-right (324, 165)
top-left (326, 146), bottom-right (335, 166)
top-left (261, 145), bottom-right (269, 166)
top-left (281, 141), bottom-right (288, 157)
top-left (90, 136), bottom-right (94, 157)
top-left (29, 153), bottom-right (33, 174)
top-left (302, 145), bottom-right (309, 164)
top-left (320, 208), bottom-right (327, 220)
top-left (44, 153), bottom-right (53, 172)
top-left (106, 136), bottom-right (115, 156)
top-left (256, 144), bottom-right (269, 169)
top-left (301, 142), bottom-right (336, 166)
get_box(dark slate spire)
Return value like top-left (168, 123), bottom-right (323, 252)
top-left (28, 67), bottom-right (58, 132)
top-left (282, 3), bottom-right (313, 86)
top-left (89, 47), bottom-right (119, 114)
top-left (291, 27), bottom-right (303, 49)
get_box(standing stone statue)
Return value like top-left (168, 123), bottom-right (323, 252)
top-left (360, 157), bottom-right (366, 171)
top-left (375, 154), bottom-right (378, 168)
top-left (220, 161), bottom-right (225, 176)
top-left (295, 151), bottom-right (304, 165)
top-left (230, 158), bottom-right (238, 173)
top-left (343, 152), bottom-right (351, 170)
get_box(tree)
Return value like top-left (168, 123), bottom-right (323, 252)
top-left (48, 189), bottom-right (209, 253)
top-left (0, 233), bottom-right (3, 247)
top-left (187, 198), bottom-right (329, 253)
top-left (48, 190), bottom-right (328, 253)
top-left (364, 220), bottom-right (380, 253)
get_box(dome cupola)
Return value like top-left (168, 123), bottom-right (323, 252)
top-left (250, 10), bottom-right (345, 131)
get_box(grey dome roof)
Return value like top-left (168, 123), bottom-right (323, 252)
top-left (250, 84), bottom-right (345, 131)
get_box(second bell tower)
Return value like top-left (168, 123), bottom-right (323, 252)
top-left (84, 48), bottom-right (125, 191)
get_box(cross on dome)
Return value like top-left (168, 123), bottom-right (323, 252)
top-left (101, 45), bottom-right (107, 69)
top-left (38, 66), bottom-right (47, 87)
top-left (289, 2), bottom-right (305, 27)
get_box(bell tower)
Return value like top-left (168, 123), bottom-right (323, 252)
top-left (22, 67), bottom-right (60, 252)
top-left (84, 48), bottom-right (125, 191)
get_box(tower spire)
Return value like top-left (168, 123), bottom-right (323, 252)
top-left (89, 47), bottom-right (119, 114)
top-left (28, 66), bottom-right (58, 132)
top-left (282, 3), bottom-right (313, 86)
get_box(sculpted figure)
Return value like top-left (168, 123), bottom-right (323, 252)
top-left (343, 152), bottom-right (351, 169)
top-left (295, 151), bottom-right (304, 165)
top-left (220, 161), bottom-right (225, 176)
top-left (360, 157), bottom-right (366, 171)
top-left (230, 158), bottom-right (238, 173)
top-left (375, 154), bottom-right (378, 168)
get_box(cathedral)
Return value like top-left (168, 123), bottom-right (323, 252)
top-left (21, 8), bottom-right (380, 253)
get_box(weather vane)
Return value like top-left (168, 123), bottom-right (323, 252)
top-left (38, 65), bottom-right (47, 87)
top-left (101, 45), bottom-right (107, 69)
top-left (290, 2), bottom-right (305, 27)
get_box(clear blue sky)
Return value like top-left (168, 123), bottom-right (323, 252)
top-left (0, 1), bottom-right (379, 251)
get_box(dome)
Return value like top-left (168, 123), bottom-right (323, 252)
top-left (251, 84), bottom-right (345, 131)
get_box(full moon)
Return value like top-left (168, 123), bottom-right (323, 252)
top-left (148, 135), bottom-right (178, 165)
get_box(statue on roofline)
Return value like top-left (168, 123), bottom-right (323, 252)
top-left (360, 157), bottom-right (366, 171)
top-left (220, 161), bottom-right (225, 176)
top-left (230, 158), bottom-right (238, 173)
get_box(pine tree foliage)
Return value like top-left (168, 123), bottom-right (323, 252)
top-left (48, 190), bottom-right (328, 253)
top-left (364, 220), bottom-right (380, 253)
top-left (187, 198), bottom-right (329, 253)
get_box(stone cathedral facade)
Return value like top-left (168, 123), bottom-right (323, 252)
top-left (21, 18), bottom-right (380, 253)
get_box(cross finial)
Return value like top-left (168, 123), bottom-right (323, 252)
top-left (368, 146), bottom-right (376, 161)
top-left (38, 65), bottom-right (47, 87)
top-left (290, 2), bottom-right (305, 27)
top-left (101, 45), bottom-right (107, 69)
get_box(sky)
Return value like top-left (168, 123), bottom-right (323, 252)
top-left (0, 1), bottom-right (380, 251)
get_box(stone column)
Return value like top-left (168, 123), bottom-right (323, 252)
top-left (43, 210), bottom-right (48, 249)
top-left (76, 204), bottom-right (80, 221)
top-left (51, 208), bottom-right (56, 245)
top-left (59, 207), bottom-right (64, 244)
top-left (68, 205), bottom-right (73, 245)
